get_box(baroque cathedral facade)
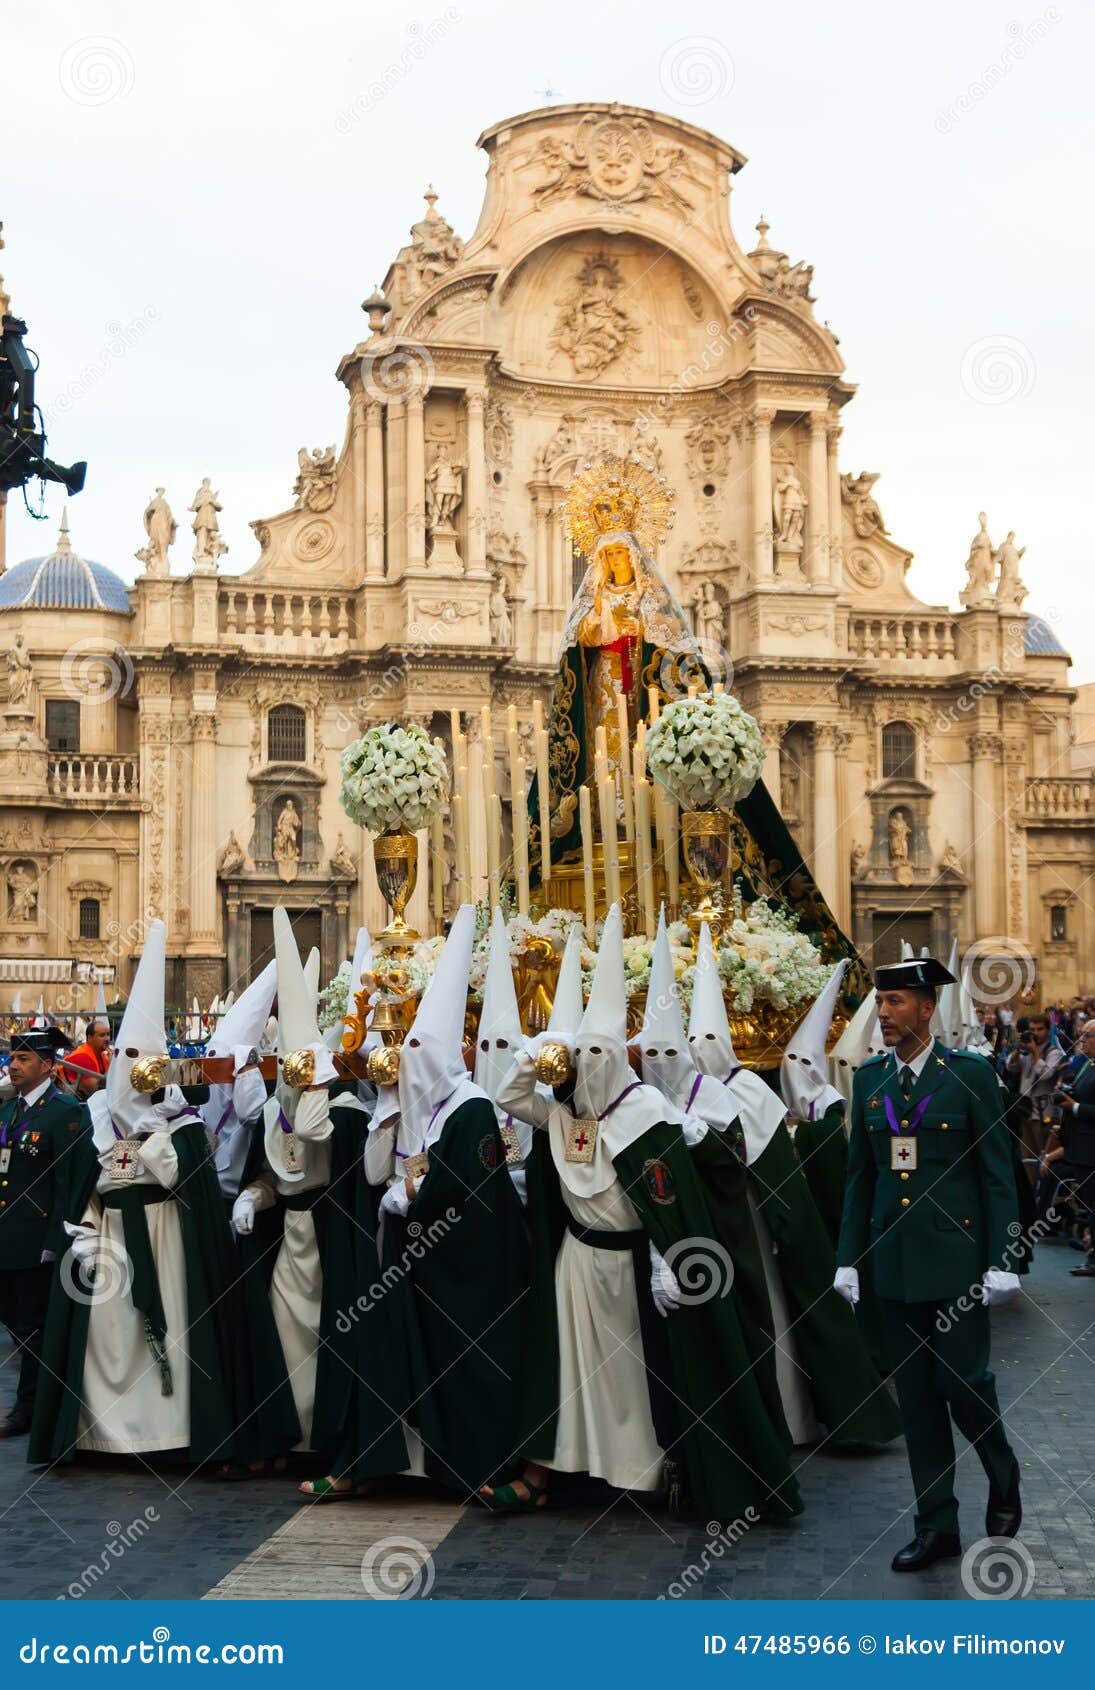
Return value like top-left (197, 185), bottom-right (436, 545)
top-left (0, 102), bottom-right (1088, 1012)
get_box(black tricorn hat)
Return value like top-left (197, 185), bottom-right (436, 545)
top-left (874, 958), bottom-right (956, 991)
top-left (10, 1026), bottom-right (70, 1058)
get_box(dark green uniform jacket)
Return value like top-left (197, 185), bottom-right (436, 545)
top-left (521, 1122), bottom-right (804, 1524)
top-left (0, 1085), bottom-right (89, 1269)
top-left (837, 1041), bottom-right (1020, 1302)
top-left (29, 1116), bottom-right (249, 1466)
top-left (791, 1101), bottom-right (848, 1247)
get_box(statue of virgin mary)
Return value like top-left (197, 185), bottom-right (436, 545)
top-left (531, 454), bottom-right (866, 994)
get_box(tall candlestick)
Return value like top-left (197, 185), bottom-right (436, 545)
top-left (595, 723), bottom-right (608, 768)
top-left (615, 691), bottom-right (634, 847)
top-left (635, 717), bottom-right (647, 779)
top-left (512, 755), bottom-right (530, 915)
top-left (533, 706), bottom-right (552, 892)
top-left (647, 687), bottom-right (660, 724)
top-left (453, 792), bottom-right (469, 905)
top-left (430, 809), bottom-right (445, 929)
top-left (662, 792), bottom-right (680, 911)
top-left (481, 704), bottom-right (496, 807)
top-left (486, 792), bottom-right (502, 912)
top-left (599, 773), bottom-right (622, 913)
top-left (579, 784), bottom-right (596, 942)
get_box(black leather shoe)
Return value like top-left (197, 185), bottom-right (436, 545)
top-left (891, 1530), bottom-right (962, 1572)
top-left (986, 1458), bottom-right (1022, 1538)
top-left (0, 1414), bottom-right (31, 1439)
top-left (1069, 1263), bottom-right (1095, 1276)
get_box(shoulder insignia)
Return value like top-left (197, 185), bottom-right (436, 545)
top-left (477, 1132), bottom-right (501, 1171)
top-left (642, 1156), bottom-right (676, 1205)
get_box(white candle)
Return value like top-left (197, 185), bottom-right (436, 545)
top-left (647, 686), bottom-right (660, 724)
top-left (487, 792), bottom-right (502, 912)
top-left (615, 691), bottom-right (634, 846)
top-left (482, 704), bottom-right (496, 806)
top-left (663, 792), bottom-right (680, 910)
top-left (579, 784), bottom-right (596, 942)
top-left (536, 725), bottom-right (552, 889)
top-left (453, 792), bottom-right (469, 905)
top-left (513, 755), bottom-right (530, 916)
top-left (430, 809), bottom-right (445, 929)
top-left (599, 773), bottom-right (622, 912)
top-left (636, 778), bottom-right (656, 937)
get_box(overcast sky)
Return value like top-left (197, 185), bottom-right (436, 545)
top-left (4, 0), bottom-right (1091, 680)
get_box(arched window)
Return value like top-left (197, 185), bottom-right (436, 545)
top-left (268, 704), bottom-right (306, 764)
top-left (882, 720), bottom-right (916, 779)
top-left (78, 897), bottom-right (101, 940)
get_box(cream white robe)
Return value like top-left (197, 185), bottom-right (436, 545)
top-left (76, 1132), bottom-right (191, 1455)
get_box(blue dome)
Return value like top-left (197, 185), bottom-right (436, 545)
top-left (0, 513), bottom-right (131, 614)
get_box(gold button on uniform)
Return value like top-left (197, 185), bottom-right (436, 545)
top-left (901, 1197), bottom-right (910, 1207)
top-left (900, 1171), bottom-right (909, 1181)
top-left (964, 1218), bottom-right (971, 1226)
top-left (901, 1119), bottom-right (909, 1128)
top-left (941, 1122), bottom-right (949, 1131)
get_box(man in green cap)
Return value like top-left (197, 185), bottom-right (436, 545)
top-left (835, 956), bottom-right (1022, 1572)
top-left (0, 1027), bottom-right (89, 1436)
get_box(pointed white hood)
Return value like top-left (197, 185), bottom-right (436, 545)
top-left (687, 923), bottom-right (738, 1076)
top-left (94, 919), bottom-right (181, 1146)
top-left (93, 980), bottom-right (108, 1020)
top-left (638, 909), bottom-right (697, 1103)
top-left (828, 987), bottom-right (885, 1105)
top-left (573, 903), bottom-right (631, 1119)
top-left (781, 961), bottom-right (846, 1120)
top-left (959, 954), bottom-right (989, 1052)
top-left (207, 961), bottom-right (277, 1059)
top-left (547, 925), bottom-right (585, 1036)
top-left (936, 938), bottom-right (963, 1048)
top-left (900, 940), bottom-right (914, 960)
top-left (475, 908), bottom-right (526, 1105)
top-left (396, 903), bottom-right (482, 1147)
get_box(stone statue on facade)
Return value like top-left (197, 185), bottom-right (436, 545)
top-left (189, 477), bottom-right (228, 568)
top-left (425, 445), bottom-right (464, 532)
top-left (850, 839), bottom-right (867, 879)
top-left (293, 446), bottom-right (337, 513)
top-left (136, 487), bottom-right (176, 574)
top-left (329, 833), bottom-right (356, 879)
top-left (939, 840), bottom-right (962, 875)
top-left (273, 798), bottom-right (302, 884)
top-left (888, 808), bottom-right (911, 865)
top-left (840, 471), bottom-right (888, 538)
top-left (217, 830), bottom-right (246, 877)
top-left (773, 463), bottom-right (807, 548)
top-left (690, 580), bottom-right (724, 648)
top-left (550, 256), bottom-right (637, 379)
top-left (5, 635), bottom-right (33, 710)
top-left (7, 861), bottom-right (38, 923)
top-left (994, 531), bottom-right (1028, 610)
top-left (489, 575), bottom-right (513, 646)
top-left (960, 511), bottom-right (996, 607)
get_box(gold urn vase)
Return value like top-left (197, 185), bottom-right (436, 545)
top-left (680, 807), bottom-right (730, 942)
top-left (373, 829), bottom-right (419, 951)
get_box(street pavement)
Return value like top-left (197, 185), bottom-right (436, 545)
top-left (2, 1240), bottom-right (1092, 1601)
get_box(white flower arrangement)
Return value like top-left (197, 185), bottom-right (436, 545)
top-left (704, 892), bottom-right (833, 1013)
top-left (646, 690), bottom-right (765, 811)
top-left (318, 960), bottom-right (352, 1033)
top-left (339, 722), bottom-right (448, 835)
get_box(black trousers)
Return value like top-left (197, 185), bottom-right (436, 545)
top-left (0, 1264), bottom-right (51, 1421)
top-left (882, 1295), bottom-right (1015, 1536)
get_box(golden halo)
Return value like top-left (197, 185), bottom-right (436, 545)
top-left (563, 454), bottom-right (675, 556)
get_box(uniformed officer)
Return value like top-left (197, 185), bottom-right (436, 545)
top-left (0, 1028), bottom-right (89, 1436)
top-left (834, 957), bottom-right (1022, 1572)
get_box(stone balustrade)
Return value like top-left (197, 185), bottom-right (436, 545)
top-left (1026, 776), bottom-right (1094, 820)
top-left (848, 614), bottom-right (957, 663)
top-left (219, 588), bottom-right (358, 655)
top-left (47, 755), bottom-right (140, 802)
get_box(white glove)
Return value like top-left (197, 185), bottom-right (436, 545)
top-left (833, 1266), bottom-right (860, 1305)
top-left (981, 1268), bottom-right (1021, 1307)
top-left (526, 1029), bottom-right (570, 1060)
top-left (231, 1191), bottom-right (256, 1236)
top-left (379, 1177), bottom-right (422, 1220)
top-left (679, 1113), bottom-right (708, 1148)
top-left (232, 1050), bottom-right (267, 1124)
top-left (64, 1221), bottom-right (98, 1268)
top-left (508, 1165), bottom-right (528, 1207)
top-left (292, 1086), bottom-right (332, 1142)
top-left (650, 1243), bottom-right (681, 1318)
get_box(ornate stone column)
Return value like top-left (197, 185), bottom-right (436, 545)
top-left (807, 412), bottom-right (830, 585)
top-left (385, 396), bottom-right (407, 577)
top-left (826, 409), bottom-right (843, 589)
top-left (1002, 739), bottom-right (1029, 946)
top-left (970, 731), bottom-right (1004, 938)
top-left (759, 719), bottom-right (785, 810)
top-left (365, 400), bottom-right (385, 579)
top-left (750, 407), bottom-right (775, 584)
top-left (188, 712), bottom-right (219, 946)
top-left (405, 391), bottom-right (427, 568)
top-left (464, 388), bottom-right (487, 575)
top-left (464, 712), bottom-right (489, 902)
top-left (833, 725), bottom-right (853, 931)
top-left (811, 724), bottom-right (842, 916)
top-left (351, 393), bottom-right (367, 579)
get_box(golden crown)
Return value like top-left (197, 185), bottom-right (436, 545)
top-left (562, 454), bottom-right (675, 556)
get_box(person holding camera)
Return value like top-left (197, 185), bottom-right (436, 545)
top-left (1006, 1012), bottom-right (1066, 1173)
